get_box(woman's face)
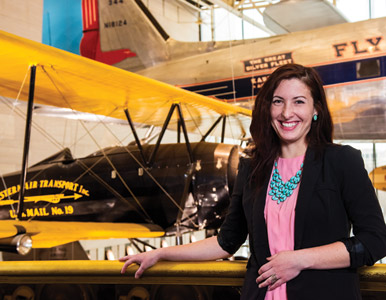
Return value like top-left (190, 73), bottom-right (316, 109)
top-left (270, 78), bottom-right (316, 148)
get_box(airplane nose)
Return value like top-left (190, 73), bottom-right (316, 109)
top-left (212, 143), bottom-right (241, 195)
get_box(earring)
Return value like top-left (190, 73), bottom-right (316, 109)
top-left (313, 114), bottom-right (318, 121)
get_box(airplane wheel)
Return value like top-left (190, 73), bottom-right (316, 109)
top-left (35, 284), bottom-right (94, 300)
top-left (150, 285), bottom-right (209, 300)
top-left (127, 286), bottom-right (150, 300)
top-left (12, 285), bottom-right (35, 300)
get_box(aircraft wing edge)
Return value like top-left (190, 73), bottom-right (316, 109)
top-left (0, 30), bottom-right (252, 120)
top-left (0, 220), bottom-right (164, 249)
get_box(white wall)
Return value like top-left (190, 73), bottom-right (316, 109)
top-left (0, 0), bottom-right (43, 41)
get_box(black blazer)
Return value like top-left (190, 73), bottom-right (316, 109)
top-left (218, 144), bottom-right (386, 300)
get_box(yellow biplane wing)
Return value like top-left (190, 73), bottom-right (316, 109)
top-left (0, 220), bottom-right (163, 249)
top-left (0, 30), bottom-right (251, 138)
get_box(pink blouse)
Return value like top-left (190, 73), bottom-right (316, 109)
top-left (264, 155), bottom-right (305, 300)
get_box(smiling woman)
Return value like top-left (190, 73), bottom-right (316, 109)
top-left (119, 64), bottom-right (386, 300)
top-left (240, 64), bottom-right (386, 299)
top-left (269, 78), bottom-right (317, 156)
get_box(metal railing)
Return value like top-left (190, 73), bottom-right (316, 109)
top-left (0, 260), bottom-right (385, 293)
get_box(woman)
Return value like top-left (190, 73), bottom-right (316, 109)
top-left (120, 64), bottom-right (386, 299)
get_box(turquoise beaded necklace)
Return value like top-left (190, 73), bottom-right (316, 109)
top-left (268, 160), bottom-right (303, 204)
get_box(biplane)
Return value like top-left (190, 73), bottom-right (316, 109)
top-left (0, 29), bottom-right (251, 255)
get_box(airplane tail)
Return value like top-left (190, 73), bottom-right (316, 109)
top-left (82, 0), bottom-right (255, 71)
top-left (80, 0), bottom-right (136, 65)
top-left (80, 0), bottom-right (171, 70)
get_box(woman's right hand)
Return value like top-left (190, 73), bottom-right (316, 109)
top-left (119, 248), bottom-right (162, 279)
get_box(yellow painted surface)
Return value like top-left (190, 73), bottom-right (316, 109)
top-left (0, 260), bottom-right (246, 286)
top-left (0, 222), bottom-right (17, 238)
top-left (369, 166), bottom-right (386, 191)
top-left (0, 220), bottom-right (164, 248)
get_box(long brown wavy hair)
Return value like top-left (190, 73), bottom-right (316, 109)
top-left (250, 64), bottom-right (333, 190)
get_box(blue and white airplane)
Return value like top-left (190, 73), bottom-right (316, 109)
top-left (77, 0), bottom-right (386, 141)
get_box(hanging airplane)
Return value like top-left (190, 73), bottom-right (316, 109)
top-left (78, 0), bottom-right (386, 141)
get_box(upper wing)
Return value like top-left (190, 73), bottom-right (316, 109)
top-left (0, 30), bottom-right (251, 139)
top-left (0, 220), bottom-right (164, 248)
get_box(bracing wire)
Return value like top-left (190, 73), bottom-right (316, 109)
top-left (40, 64), bottom-right (198, 227)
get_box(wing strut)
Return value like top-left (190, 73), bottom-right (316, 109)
top-left (201, 115), bottom-right (226, 142)
top-left (221, 115), bottom-right (227, 143)
top-left (148, 103), bottom-right (193, 166)
top-left (17, 65), bottom-right (36, 220)
top-left (125, 104), bottom-right (194, 166)
top-left (175, 163), bottom-right (195, 245)
top-left (124, 108), bottom-right (147, 164)
top-left (177, 119), bottom-right (181, 143)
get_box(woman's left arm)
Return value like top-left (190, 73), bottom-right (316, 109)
top-left (256, 241), bottom-right (349, 290)
top-left (338, 146), bottom-right (386, 266)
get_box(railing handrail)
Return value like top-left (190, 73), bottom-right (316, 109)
top-left (0, 260), bottom-right (385, 291)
